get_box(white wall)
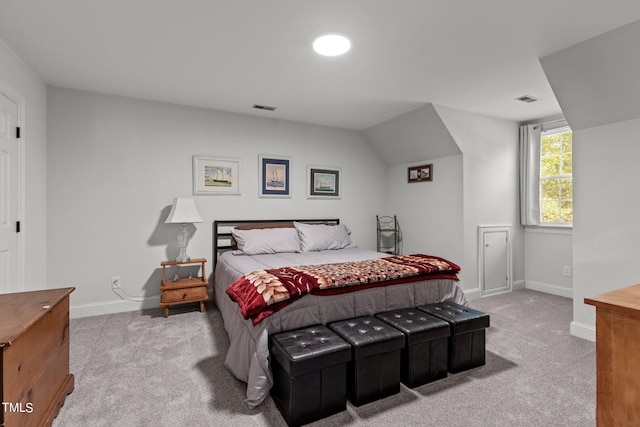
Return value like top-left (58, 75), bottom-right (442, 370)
top-left (435, 105), bottom-right (523, 297)
top-left (0, 38), bottom-right (48, 290)
top-left (47, 87), bottom-right (387, 317)
top-left (385, 154), bottom-right (464, 278)
top-left (572, 119), bottom-right (640, 338)
top-left (377, 104), bottom-right (523, 297)
top-left (524, 228), bottom-right (573, 297)
top-left (541, 20), bottom-right (640, 341)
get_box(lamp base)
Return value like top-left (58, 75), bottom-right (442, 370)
top-left (176, 224), bottom-right (191, 262)
top-left (176, 254), bottom-right (191, 263)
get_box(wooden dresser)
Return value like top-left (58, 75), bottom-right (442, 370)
top-left (585, 284), bottom-right (640, 426)
top-left (0, 287), bottom-right (75, 427)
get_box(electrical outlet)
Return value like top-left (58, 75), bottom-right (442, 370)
top-left (563, 266), bottom-right (572, 277)
top-left (111, 276), bottom-right (121, 289)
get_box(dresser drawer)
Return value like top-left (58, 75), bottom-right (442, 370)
top-left (162, 286), bottom-right (207, 304)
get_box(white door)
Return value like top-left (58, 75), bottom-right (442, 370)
top-left (0, 92), bottom-right (19, 293)
top-left (478, 225), bottom-right (512, 296)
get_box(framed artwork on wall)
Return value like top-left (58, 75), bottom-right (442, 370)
top-left (407, 163), bottom-right (433, 183)
top-left (307, 165), bottom-right (341, 199)
top-left (193, 156), bottom-right (240, 195)
top-left (259, 155), bottom-right (291, 198)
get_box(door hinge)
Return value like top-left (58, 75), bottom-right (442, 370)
top-left (16, 127), bottom-right (20, 139)
top-left (16, 221), bottom-right (20, 233)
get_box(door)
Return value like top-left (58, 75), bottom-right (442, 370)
top-left (0, 91), bottom-right (19, 293)
top-left (478, 225), bottom-right (512, 296)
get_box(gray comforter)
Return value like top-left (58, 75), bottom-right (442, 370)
top-left (214, 247), bottom-right (467, 407)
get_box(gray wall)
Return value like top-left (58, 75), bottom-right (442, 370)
top-left (1, 33), bottom-right (573, 319)
top-left (46, 87), bottom-right (388, 316)
top-left (365, 103), bottom-right (523, 296)
top-left (541, 19), bottom-right (640, 341)
top-left (436, 105), bottom-right (522, 296)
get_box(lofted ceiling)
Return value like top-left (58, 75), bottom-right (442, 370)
top-left (1, 1), bottom-right (640, 130)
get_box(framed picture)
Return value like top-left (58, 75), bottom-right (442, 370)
top-left (193, 156), bottom-right (240, 195)
top-left (307, 165), bottom-right (341, 199)
top-left (408, 163), bottom-right (433, 183)
top-left (259, 155), bottom-right (291, 198)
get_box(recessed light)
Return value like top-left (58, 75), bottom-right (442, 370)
top-left (313, 33), bottom-right (351, 56)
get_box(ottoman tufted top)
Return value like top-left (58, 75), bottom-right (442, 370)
top-left (376, 308), bottom-right (450, 346)
top-left (417, 302), bottom-right (490, 334)
top-left (328, 315), bottom-right (405, 360)
top-left (270, 324), bottom-right (351, 376)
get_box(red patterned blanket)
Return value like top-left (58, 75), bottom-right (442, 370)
top-left (226, 254), bottom-right (460, 325)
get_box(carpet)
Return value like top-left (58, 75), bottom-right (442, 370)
top-left (52, 289), bottom-right (595, 426)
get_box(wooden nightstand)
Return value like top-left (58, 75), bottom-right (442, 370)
top-left (160, 258), bottom-right (209, 318)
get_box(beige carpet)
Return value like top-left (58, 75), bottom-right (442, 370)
top-left (53, 289), bottom-right (595, 426)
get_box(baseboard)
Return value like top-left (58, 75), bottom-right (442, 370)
top-left (525, 281), bottom-right (573, 299)
top-left (512, 279), bottom-right (525, 291)
top-left (70, 296), bottom-right (161, 319)
top-left (570, 320), bottom-right (595, 342)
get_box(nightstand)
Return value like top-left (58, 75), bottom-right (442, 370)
top-left (160, 258), bottom-right (209, 318)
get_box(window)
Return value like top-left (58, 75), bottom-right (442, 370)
top-left (539, 127), bottom-right (572, 224)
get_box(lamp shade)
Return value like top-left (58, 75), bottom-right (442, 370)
top-left (165, 198), bottom-right (203, 224)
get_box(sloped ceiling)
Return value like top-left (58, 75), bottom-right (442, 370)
top-left (541, 20), bottom-right (640, 131)
top-left (363, 103), bottom-right (460, 166)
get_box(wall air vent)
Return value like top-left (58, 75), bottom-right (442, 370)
top-left (515, 95), bottom-right (539, 103)
top-left (252, 104), bottom-right (277, 111)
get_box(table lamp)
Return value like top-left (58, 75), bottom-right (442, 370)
top-left (165, 197), bottom-right (203, 262)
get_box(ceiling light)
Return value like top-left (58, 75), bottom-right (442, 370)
top-left (313, 33), bottom-right (351, 56)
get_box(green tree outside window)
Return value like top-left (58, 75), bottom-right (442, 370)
top-left (540, 130), bottom-right (572, 224)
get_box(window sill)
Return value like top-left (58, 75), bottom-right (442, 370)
top-left (525, 225), bottom-right (573, 235)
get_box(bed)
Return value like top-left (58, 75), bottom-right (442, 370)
top-left (213, 219), bottom-right (467, 407)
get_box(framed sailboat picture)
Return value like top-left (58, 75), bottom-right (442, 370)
top-left (259, 155), bottom-right (291, 198)
top-left (193, 156), bottom-right (240, 195)
top-left (307, 165), bottom-right (341, 199)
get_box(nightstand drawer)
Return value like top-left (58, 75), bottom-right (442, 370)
top-left (162, 286), bottom-right (207, 304)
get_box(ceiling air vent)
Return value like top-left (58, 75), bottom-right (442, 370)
top-left (252, 104), bottom-right (277, 111)
top-left (515, 95), bottom-right (539, 103)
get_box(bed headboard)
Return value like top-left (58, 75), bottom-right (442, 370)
top-left (212, 219), bottom-right (340, 270)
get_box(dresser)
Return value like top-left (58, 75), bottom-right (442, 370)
top-left (0, 287), bottom-right (75, 427)
top-left (585, 284), bottom-right (640, 426)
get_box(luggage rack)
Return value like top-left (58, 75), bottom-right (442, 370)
top-left (376, 215), bottom-right (401, 255)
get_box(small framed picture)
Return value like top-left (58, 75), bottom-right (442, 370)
top-left (259, 155), bottom-right (291, 198)
top-left (307, 165), bottom-right (341, 199)
top-left (408, 164), bottom-right (433, 183)
top-left (193, 156), bottom-right (240, 195)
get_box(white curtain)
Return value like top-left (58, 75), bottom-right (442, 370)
top-left (519, 124), bottom-right (541, 226)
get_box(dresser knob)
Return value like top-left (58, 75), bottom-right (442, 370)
top-left (182, 292), bottom-right (188, 299)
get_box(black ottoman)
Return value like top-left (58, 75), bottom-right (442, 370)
top-left (270, 325), bottom-right (351, 427)
top-left (417, 302), bottom-right (490, 373)
top-left (328, 316), bottom-right (405, 406)
top-left (375, 308), bottom-right (450, 387)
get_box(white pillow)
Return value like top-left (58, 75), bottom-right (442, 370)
top-left (294, 222), bottom-right (353, 252)
top-left (231, 227), bottom-right (301, 255)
